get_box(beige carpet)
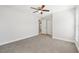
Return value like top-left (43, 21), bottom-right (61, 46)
top-left (0, 35), bottom-right (78, 53)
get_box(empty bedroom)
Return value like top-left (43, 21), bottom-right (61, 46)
top-left (0, 5), bottom-right (79, 53)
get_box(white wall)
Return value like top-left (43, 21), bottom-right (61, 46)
top-left (0, 6), bottom-right (38, 45)
top-left (53, 8), bottom-right (75, 42)
top-left (75, 6), bottom-right (79, 51)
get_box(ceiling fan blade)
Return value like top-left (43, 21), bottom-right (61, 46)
top-left (42, 10), bottom-right (50, 12)
top-left (41, 5), bottom-right (45, 9)
top-left (33, 11), bottom-right (38, 13)
top-left (31, 7), bottom-right (38, 10)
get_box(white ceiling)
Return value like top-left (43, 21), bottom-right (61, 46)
top-left (0, 5), bottom-right (75, 17)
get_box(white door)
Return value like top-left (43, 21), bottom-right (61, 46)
top-left (47, 14), bottom-right (52, 35)
top-left (41, 19), bottom-right (47, 34)
top-left (41, 14), bottom-right (52, 35)
top-left (75, 6), bottom-right (79, 50)
top-left (75, 7), bottom-right (79, 42)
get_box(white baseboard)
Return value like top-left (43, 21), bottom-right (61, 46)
top-left (0, 34), bottom-right (38, 46)
top-left (74, 41), bottom-right (79, 52)
top-left (53, 36), bottom-right (75, 43)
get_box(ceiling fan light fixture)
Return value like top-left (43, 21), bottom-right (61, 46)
top-left (38, 10), bottom-right (41, 13)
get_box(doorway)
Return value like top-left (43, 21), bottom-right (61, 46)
top-left (39, 14), bottom-right (52, 36)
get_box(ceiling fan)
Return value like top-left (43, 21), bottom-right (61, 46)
top-left (31, 5), bottom-right (50, 14)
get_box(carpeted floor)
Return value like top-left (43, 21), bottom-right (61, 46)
top-left (0, 35), bottom-right (78, 53)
